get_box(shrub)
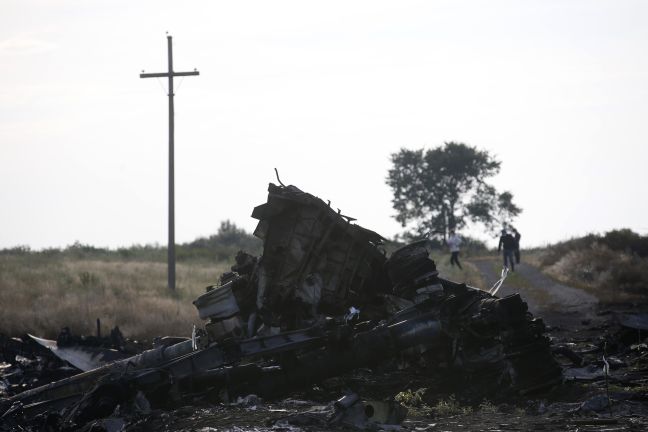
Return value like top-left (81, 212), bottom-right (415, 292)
top-left (601, 229), bottom-right (648, 257)
top-left (0, 245), bottom-right (31, 255)
top-left (432, 396), bottom-right (472, 416)
top-left (537, 229), bottom-right (648, 303)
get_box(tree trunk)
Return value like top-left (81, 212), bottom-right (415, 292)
top-left (441, 206), bottom-right (448, 243)
top-left (448, 200), bottom-right (456, 233)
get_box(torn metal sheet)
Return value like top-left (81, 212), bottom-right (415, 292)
top-left (618, 313), bottom-right (648, 331)
top-left (250, 183), bottom-right (392, 329)
top-left (28, 335), bottom-right (129, 372)
top-left (276, 392), bottom-right (407, 429)
top-left (563, 365), bottom-right (605, 381)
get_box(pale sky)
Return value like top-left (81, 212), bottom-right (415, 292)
top-left (1, 0), bottom-right (647, 250)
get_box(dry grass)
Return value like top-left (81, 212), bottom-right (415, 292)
top-left (0, 248), bottom-right (487, 341)
top-left (431, 251), bottom-right (486, 289)
top-left (0, 255), bottom-right (230, 340)
top-left (529, 244), bottom-right (648, 304)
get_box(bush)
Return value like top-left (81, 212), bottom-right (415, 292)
top-left (536, 229), bottom-right (648, 267)
top-left (536, 229), bottom-right (648, 302)
top-left (0, 245), bottom-right (31, 255)
top-left (433, 396), bottom-right (472, 416)
top-left (460, 236), bottom-right (489, 256)
top-left (601, 229), bottom-right (648, 257)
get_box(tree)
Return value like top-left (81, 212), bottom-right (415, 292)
top-left (386, 142), bottom-right (521, 241)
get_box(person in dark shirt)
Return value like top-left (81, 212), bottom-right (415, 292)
top-left (512, 228), bottom-right (521, 264)
top-left (498, 229), bottom-right (517, 271)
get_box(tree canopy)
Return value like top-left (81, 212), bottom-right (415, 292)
top-left (386, 142), bottom-right (521, 240)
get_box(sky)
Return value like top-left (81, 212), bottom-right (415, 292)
top-left (1, 0), bottom-right (647, 250)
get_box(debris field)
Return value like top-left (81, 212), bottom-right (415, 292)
top-left (2, 183), bottom-right (648, 431)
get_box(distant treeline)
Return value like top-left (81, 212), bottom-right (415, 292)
top-left (1, 222), bottom-right (493, 262)
top-left (9, 225), bottom-right (644, 265)
top-left (0, 220), bottom-right (263, 262)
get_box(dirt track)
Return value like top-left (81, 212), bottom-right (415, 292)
top-left (470, 257), bottom-right (599, 327)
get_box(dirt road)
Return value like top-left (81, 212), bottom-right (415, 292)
top-left (470, 257), bottom-right (599, 328)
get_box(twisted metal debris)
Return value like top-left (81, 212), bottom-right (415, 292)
top-left (0, 183), bottom-right (562, 430)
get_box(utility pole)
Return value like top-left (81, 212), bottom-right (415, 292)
top-left (140, 35), bottom-right (199, 291)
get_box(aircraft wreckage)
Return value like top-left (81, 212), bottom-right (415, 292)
top-left (0, 183), bottom-right (563, 429)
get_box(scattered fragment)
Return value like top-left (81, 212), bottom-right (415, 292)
top-left (10, 182), bottom-right (648, 431)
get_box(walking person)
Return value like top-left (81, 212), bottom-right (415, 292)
top-left (498, 229), bottom-right (517, 272)
top-left (447, 229), bottom-right (463, 270)
top-left (512, 228), bottom-right (521, 264)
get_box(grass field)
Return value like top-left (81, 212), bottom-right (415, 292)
top-left (430, 251), bottom-right (486, 289)
top-left (3, 228), bottom-right (644, 340)
top-left (0, 248), bottom-right (487, 341)
top-left (0, 254), bottom-right (229, 340)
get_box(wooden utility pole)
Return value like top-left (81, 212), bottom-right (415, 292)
top-left (140, 35), bottom-right (199, 291)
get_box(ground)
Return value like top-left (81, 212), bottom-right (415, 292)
top-left (117, 254), bottom-right (648, 431)
top-left (2, 252), bottom-right (648, 431)
top-left (471, 257), bottom-right (598, 328)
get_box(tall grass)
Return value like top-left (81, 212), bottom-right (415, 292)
top-left (431, 251), bottom-right (486, 288)
top-left (0, 254), bottom-right (230, 340)
top-left (0, 220), bottom-right (260, 340)
top-left (0, 252), bottom-right (486, 340)
top-left (0, 222), bottom-right (489, 339)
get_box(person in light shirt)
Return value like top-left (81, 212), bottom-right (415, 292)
top-left (447, 229), bottom-right (463, 270)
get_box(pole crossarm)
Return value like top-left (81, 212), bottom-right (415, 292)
top-left (140, 71), bottom-right (200, 78)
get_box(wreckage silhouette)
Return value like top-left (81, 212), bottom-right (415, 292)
top-left (1, 183), bottom-right (562, 429)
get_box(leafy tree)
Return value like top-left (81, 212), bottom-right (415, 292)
top-left (386, 141), bottom-right (521, 241)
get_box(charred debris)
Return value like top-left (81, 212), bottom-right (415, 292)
top-left (2, 183), bottom-right (563, 430)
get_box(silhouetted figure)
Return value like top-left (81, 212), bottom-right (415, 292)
top-left (512, 228), bottom-right (521, 264)
top-left (447, 230), bottom-right (463, 269)
top-left (498, 229), bottom-right (517, 271)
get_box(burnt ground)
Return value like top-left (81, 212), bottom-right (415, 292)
top-left (2, 258), bottom-right (648, 431)
top-left (141, 258), bottom-right (648, 431)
